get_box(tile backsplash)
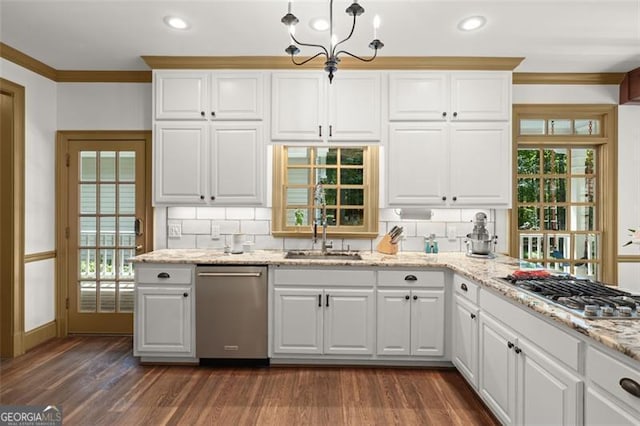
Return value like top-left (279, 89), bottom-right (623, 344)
top-left (163, 207), bottom-right (505, 253)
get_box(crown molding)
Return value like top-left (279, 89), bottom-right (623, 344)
top-left (0, 42), bottom-right (58, 81)
top-left (141, 55), bottom-right (525, 71)
top-left (513, 72), bottom-right (626, 85)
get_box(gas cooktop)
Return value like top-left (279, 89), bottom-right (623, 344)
top-left (498, 274), bottom-right (640, 320)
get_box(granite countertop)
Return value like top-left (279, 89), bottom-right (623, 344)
top-left (134, 249), bottom-right (640, 363)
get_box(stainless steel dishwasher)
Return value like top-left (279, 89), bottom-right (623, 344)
top-left (195, 265), bottom-right (268, 361)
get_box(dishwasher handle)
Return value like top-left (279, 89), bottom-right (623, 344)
top-left (197, 271), bottom-right (262, 278)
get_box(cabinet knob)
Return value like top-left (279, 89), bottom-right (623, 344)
top-left (405, 295), bottom-right (410, 300)
top-left (157, 272), bottom-right (170, 279)
top-left (200, 195), bottom-right (205, 200)
top-left (442, 196), bottom-right (447, 201)
top-left (200, 111), bottom-right (205, 117)
top-left (452, 196), bottom-right (457, 202)
top-left (183, 292), bottom-right (189, 298)
top-left (413, 295), bottom-right (418, 300)
top-left (460, 283), bottom-right (468, 292)
top-left (514, 347), bottom-right (522, 354)
top-left (507, 341), bottom-right (514, 349)
top-left (442, 112), bottom-right (447, 118)
top-left (620, 378), bottom-right (640, 398)
top-left (404, 274), bottom-right (417, 281)
top-left (470, 313), bottom-right (476, 319)
top-left (211, 111), bottom-right (216, 117)
top-left (453, 112), bottom-right (458, 118)
top-left (211, 196), bottom-right (216, 201)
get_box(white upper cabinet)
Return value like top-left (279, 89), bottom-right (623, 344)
top-left (450, 72), bottom-right (511, 121)
top-left (389, 72), bottom-right (449, 121)
top-left (155, 71), bottom-right (264, 121)
top-left (154, 123), bottom-right (208, 204)
top-left (210, 73), bottom-right (264, 120)
top-left (449, 122), bottom-right (511, 206)
top-left (389, 71), bottom-right (511, 122)
top-left (209, 123), bottom-right (263, 205)
top-left (272, 71), bottom-right (381, 142)
top-left (155, 72), bottom-right (209, 120)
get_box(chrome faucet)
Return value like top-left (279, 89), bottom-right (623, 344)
top-left (313, 182), bottom-right (333, 254)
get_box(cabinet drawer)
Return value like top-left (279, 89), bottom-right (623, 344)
top-left (137, 266), bottom-right (193, 284)
top-left (454, 274), bottom-right (479, 304)
top-left (274, 268), bottom-right (375, 286)
top-left (378, 270), bottom-right (445, 287)
top-left (587, 346), bottom-right (640, 410)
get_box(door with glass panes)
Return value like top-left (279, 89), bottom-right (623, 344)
top-left (67, 138), bottom-right (148, 333)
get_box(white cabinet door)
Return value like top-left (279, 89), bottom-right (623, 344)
top-left (449, 122), bottom-right (511, 207)
top-left (479, 314), bottom-right (518, 426)
top-left (210, 73), bottom-right (264, 120)
top-left (273, 288), bottom-right (323, 355)
top-left (376, 289), bottom-right (411, 355)
top-left (155, 72), bottom-right (209, 120)
top-left (585, 388), bottom-right (639, 426)
top-left (453, 294), bottom-right (479, 389)
top-left (324, 288), bottom-right (375, 355)
top-left (411, 289), bottom-right (445, 356)
top-left (517, 338), bottom-right (582, 426)
top-left (387, 123), bottom-right (448, 206)
top-left (209, 123), bottom-right (263, 205)
top-left (450, 72), bottom-right (511, 121)
top-left (389, 72), bottom-right (449, 121)
top-left (271, 72), bottom-right (325, 141)
top-left (154, 123), bottom-right (207, 204)
top-left (135, 286), bottom-right (192, 355)
top-left (329, 72), bottom-right (381, 141)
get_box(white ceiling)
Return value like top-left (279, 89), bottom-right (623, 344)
top-left (1, 0), bottom-right (639, 72)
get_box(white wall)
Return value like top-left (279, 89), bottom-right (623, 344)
top-left (513, 84), bottom-right (619, 104)
top-left (57, 83), bottom-right (151, 130)
top-left (1, 58), bottom-right (57, 331)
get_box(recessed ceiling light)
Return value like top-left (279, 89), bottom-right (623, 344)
top-left (458, 16), bottom-right (486, 32)
top-left (164, 16), bottom-right (189, 30)
top-left (310, 17), bottom-right (330, 32)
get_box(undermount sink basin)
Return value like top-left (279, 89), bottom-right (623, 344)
top-left (284, 250), bottom-right (363, 260)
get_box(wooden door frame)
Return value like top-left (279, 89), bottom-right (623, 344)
top-left (0, 78), bottom-right (26, 358)
top-left (56, 131), bottom-right (153, 336)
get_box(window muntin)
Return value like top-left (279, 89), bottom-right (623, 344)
top-left (272, 145), bottom-right (379, 238)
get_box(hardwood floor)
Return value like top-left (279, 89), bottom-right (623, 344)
top-left (0, 336), bottom-right (498, 425)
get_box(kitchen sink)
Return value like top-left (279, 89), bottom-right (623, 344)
top-left (284, 250), bottom-right (363, 260)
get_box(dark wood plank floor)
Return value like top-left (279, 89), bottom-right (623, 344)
top-left (0, 336), bottom-right (498, 425)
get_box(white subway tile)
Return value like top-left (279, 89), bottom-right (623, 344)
top-left (438, 238), bottom-right (462, 252)
top-left (167, 207), bottom-right (196, 219)
top-left (341, 239), bottom-right (373, 252)
top-left (182, 220), bottom-right (211, 235)
top-left (255, 208), bottom-right (272, 220)
top-left (450, 222), bottom-right (474, 237)
top-left (416, 222), bottom-right (446, 238)
top-left (196, 235), bottom-right (226, 249)
top-left (213, 220), bottom-right (240, 235)
top-left (400, 237), bottom-right (425, 252)
top-left (431, 209), bottom-right (461, 222)
top-left (254, 235), bottom-right (284, 250)
top-left (284, 238), bottom-right (315, 250)
top-left (241, 220), bottom-right (270, 235)
top-left (226, 207), bottom-right (255, 220)
top-left (167, 235), bottom-right (196, 249)
top-left (378, 222), bottom-right (388, 236)
top-left (197, 207), bottom-right (226, 220)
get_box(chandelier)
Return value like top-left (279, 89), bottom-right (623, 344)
top-left (281, 0), bottom-right (384, 83)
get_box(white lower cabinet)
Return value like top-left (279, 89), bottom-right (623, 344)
top-left (585, 387), bottom-right (640, 426)
top-left (452, 294), bottom-right (479, 388)
top-left (134, 265), bottom-right (195, 358)
top-left (273, 287), bottom-right (375, 356)
top-left (479, 313), bottom-right (582, 426)
top-left (376, 289), bottom-right (445, 356)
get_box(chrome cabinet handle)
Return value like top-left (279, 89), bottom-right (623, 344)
top-left (620, 378), bottom-right (640, 398)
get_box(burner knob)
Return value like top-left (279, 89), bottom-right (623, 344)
top-left (584, 305), bottom-right (599, 317)
top-left (619, 306), bottom-right (633, 317)
top-left (602, 306), bottom-right (615, 317)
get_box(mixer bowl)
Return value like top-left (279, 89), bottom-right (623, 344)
top-left (466, 235), bottom-right (494, 255)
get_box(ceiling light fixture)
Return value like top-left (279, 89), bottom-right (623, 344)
top-left (458, 15), bottom-right (486, 32)
top-left (164, 16), bottom-right (189, 30)
top-left (282, 1), bottom-right (384, 83)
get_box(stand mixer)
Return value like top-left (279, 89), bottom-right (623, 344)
top-left (465, 212), bottom-right (498, 257)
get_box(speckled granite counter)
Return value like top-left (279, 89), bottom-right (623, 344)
top-left (134, 249), bottom-right (640, 362)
